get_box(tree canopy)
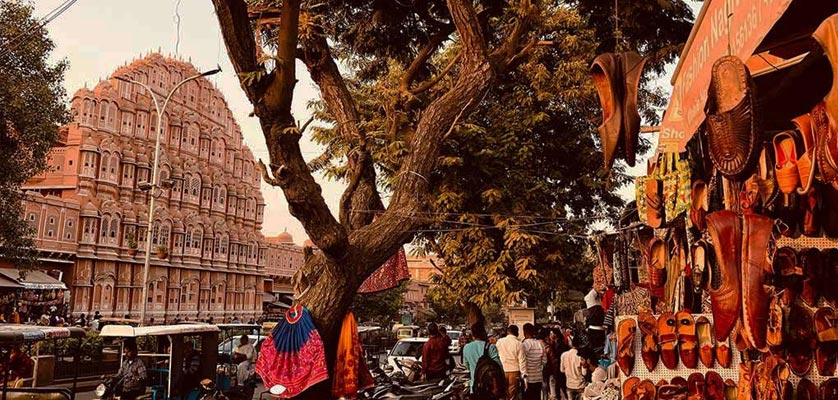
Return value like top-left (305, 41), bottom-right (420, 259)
top-left (306, 0), bottom-right (693, 318)
top-left (212, 1), bottom-right (692, 396)
top-left (0, 0), bottom-right (68, 268)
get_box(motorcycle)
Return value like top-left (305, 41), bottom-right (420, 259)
top-left (197, 379), bottom-right (229, 400)
top-left (93, 376), bottom-right (120, 399)
top-left (360, 362), bottom-right (469, 400)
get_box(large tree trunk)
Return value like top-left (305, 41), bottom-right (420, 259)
top-left (207, 0), bottom-right (532, 397)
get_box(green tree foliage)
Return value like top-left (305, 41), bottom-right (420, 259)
top-left (307, 0), bottom-right (693, 317)
top-left (0, 1), bottom-right (68, 269)
top-left (425, 285), bottom-right (467, 324)
top-left (352, 282), bottom-right (408, 326)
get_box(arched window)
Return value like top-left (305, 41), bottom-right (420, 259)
top-left (120, 112), bottom-right (134, 135)
top-left (136, 112), bottom-right (147, 137)
top-left (108, 104), bottom-right (117, 130)
top-left (192, 228), bottom-right (202, 255)
top-left (99, 153), bottom-right (109, 178)
top-left (151, 225), bottom-right (159, 245)
top-left (109, 155), bottom-right (119, 181)
top-left (82, 99), bottom-right (94, 125)
top-left (109, 218), bottom-right (118, 242)
top-left (219, 188), bottom-right (226, 206)
top-left (160, 223), bottom-right (170, 246)
top-left (98, 102), bottom-right (108, 128)
top-left (220, 236), bottom-right (228, 255)
top-left (99, 216), bottom-right (110, 243)
top-left (191, 177), bottom-right (200, 196)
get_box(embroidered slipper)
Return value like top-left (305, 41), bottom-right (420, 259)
top-left (773, 130), bottom-right (801, 195)
top-left (616, 318), bottom-right (636, 376)
top-left (715, 335), bottom-right (731, 368)
top-left (794, 113), bottom-right (818, 194)
top-left (638, 311), bottom-right (659, 372)
top-left (658, 312), bottom-right (679, 370)
top-left (696, 316), bottom-right (714, 368)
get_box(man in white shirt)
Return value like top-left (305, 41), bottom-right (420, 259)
top-left (233, 335), bottom-right (256, 385)
top-left (521, 323), bottom-right (546, 400)
top-left (560, 337), bottom-right (587, 400)
top-left (495, 325), bottom-right (527, 400)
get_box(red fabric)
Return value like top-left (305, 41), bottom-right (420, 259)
top-left (422, 335), bottom-right (450, 376)
top-left (357, 247), bottom-right (410, 293)
top-left (602, 288), bottom-right (615, 312)
top-left (256, 330), bottom-right (328, 398)
top-left (332, 311), bottom-right (374, 399)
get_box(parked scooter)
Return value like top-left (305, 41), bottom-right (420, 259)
top-left (197, 379), bottom-right (230, 400)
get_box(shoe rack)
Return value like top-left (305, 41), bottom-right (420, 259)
top-left (616, 314), bottom-right (741, 386)
top-left (774, 235), bottom-right (838, 389)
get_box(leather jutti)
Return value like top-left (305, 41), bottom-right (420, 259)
top-left (705, 211), bottom-right (741, 342)
top-left (591, 53), bottom-right (624, 173)
top-left (740, 213), bottom-right (773, 351)
top-left (813, 13), bottom-right (838, 132)
top-left (621, 52), bottom-right (647, 167)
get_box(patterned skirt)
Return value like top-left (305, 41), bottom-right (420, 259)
top-left (256, 305), bottom-right (329, 398)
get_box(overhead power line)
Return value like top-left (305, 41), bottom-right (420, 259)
top-left (0, 0), bottom-right (79, 60)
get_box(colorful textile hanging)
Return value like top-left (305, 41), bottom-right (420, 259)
top-left (357, 247), bottom-right (410, 293)
top-left (332, 311), bottom-right (375, 399)
top-left (255, 305), bottom-right (328, 398)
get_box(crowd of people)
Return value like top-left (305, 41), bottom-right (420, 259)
top-left (419, 320), bottom-right (619, 400)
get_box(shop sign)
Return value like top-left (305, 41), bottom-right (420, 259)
top-left (507, 307), bottom-right (535, 339)
top-left (659, 0), bottom-right (793, 152)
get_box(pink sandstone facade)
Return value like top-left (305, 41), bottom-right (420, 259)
top-left (20, 53), bottom-right (303, 322)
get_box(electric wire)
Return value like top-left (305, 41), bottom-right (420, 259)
top-left (0, 0), bottom-right (79, 60)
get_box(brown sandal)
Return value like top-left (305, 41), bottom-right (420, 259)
top-left (658, 312), bottom-right (679, 370)
top-left (676, 311), bottom-right (698, 369)
top-left (638, 311), bottom-right (659, 372)
top-left (706, 55), bottom-right (759, 178)
top-left (616, 318), bottom-right (637, 376)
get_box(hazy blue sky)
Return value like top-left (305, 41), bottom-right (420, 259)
top-left (35, 0), bottom-right (702, 243)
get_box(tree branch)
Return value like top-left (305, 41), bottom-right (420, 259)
top-left (301, 35), bottom-right (379, 232)
top-left (210, 0), bottom-right (263, 102)
top-left (409, 52), bottom-right (462, 95)
top-left (350, 0), bottom-right (495, 276)
top-left (214, 0), bottom-right (349, 257)
top-left (400, 30), bottom-right (453, 93)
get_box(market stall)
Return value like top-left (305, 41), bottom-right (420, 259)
top-left (0, 269), bottom-right (69, 324)
top-left (591, 1), bottom-right (838, 398)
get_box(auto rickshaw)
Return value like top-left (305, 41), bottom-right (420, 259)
top-left (0, 324), bottom-right (86, 400)
top-left (98, 324), bottom-right (219, 400)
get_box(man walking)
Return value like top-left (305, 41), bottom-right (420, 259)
top-left (560, 337), bottom-right (587, 400)
top-left (521, 324), bottom-right (546, 400)
top-left (496, 325), bottom-right (527, 400)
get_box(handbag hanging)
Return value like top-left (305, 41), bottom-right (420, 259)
top-left (656, 152), bottom-right (692, 223)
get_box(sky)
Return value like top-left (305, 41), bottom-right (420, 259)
top-left (34, 0), bottom-right (703, 245)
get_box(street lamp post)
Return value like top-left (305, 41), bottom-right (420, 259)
top-left (116, 66), bottom-right (221, 325)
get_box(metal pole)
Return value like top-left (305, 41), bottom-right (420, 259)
top-left (118, 67), bottom-right (221, 326)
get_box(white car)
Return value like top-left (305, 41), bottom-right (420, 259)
top-left (446, 330), bottom-right (462, 354)
top-left (387, 337), bottom-right (428, 371)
